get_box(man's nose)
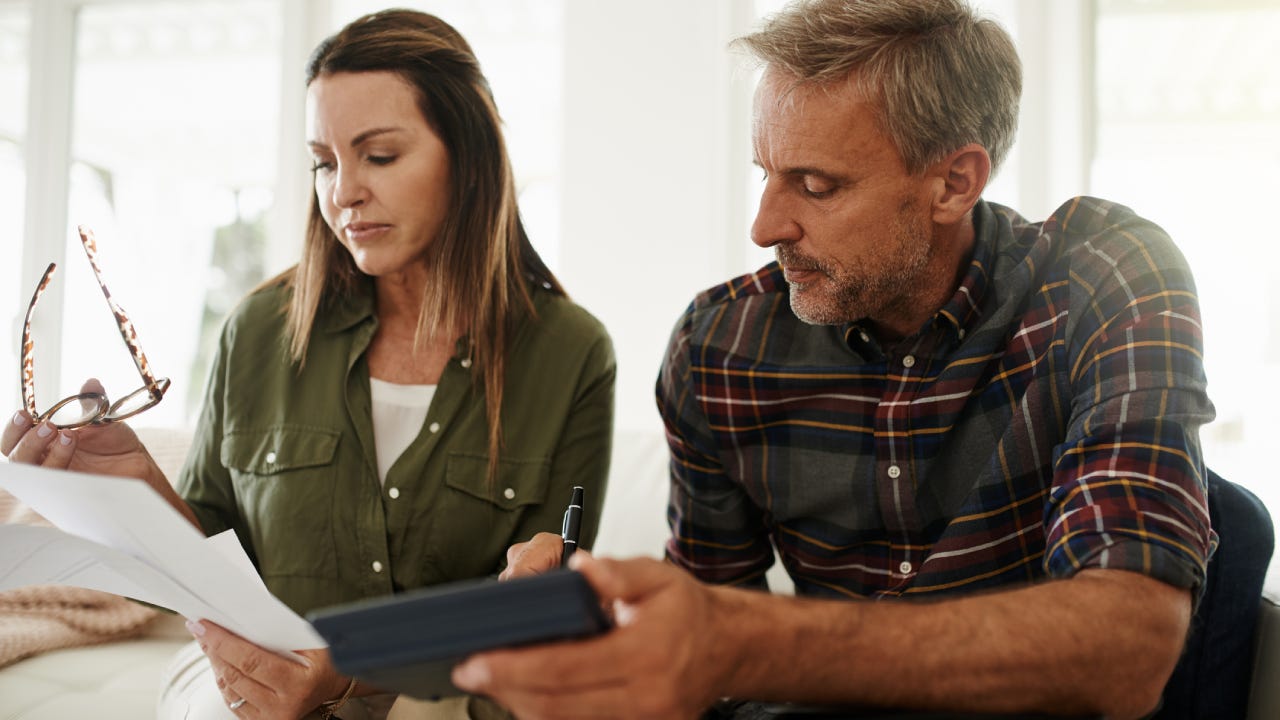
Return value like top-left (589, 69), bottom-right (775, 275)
top-left (750, 183), bottom-right (801, 249)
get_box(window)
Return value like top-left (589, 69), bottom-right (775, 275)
top-left (0, 3), bottom-right (27, 415)
top-left (1094, 0), bottom-right (1280, 591)
top-left (13, 1), bottom-right (282, 428)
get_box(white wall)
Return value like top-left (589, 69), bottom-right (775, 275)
top-left (557, 0), bottom-right (765, 434)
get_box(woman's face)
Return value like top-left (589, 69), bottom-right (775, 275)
top-left (306, 70), bottom-right (451, 279)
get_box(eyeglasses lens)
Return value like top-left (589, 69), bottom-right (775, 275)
top-left (43, 392), bottom-right (110, 429)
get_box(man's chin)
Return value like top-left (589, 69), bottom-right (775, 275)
top-left (787, 286), bottom-right (852, 326)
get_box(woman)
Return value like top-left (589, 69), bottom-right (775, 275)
top-left (2, 9), bottom-right (614, 719)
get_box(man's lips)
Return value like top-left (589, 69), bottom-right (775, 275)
top-left (782, 265), bottom-right (822, 283)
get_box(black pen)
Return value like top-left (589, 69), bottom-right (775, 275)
top-left (560, 485), bottom-right (584, 566)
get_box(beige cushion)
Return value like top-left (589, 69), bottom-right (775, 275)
top-left (0, 613), bottom-right (188, 720)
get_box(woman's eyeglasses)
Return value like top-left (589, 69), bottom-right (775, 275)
top-left (20, 225), bottom-right (170, 429)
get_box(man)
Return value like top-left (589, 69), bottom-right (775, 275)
top-left (450, 1), bottom-right (1215, 718)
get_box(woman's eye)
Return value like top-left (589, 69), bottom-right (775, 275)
top-left (310, 159), bottom-right (334, 173)
top-left (368, 155), bottom-right (396, 166)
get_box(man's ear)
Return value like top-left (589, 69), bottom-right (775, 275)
top-left (929, 143), bottom-right (990, 225)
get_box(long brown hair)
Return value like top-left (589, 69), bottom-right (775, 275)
top-left (288, 9), bottom-right (563, 479)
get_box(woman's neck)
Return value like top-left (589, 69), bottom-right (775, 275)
top-left (368, 264), bottom-right (458, 384)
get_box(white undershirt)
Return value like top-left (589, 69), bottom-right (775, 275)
top-left (369, 377), bottom-right (437, 486)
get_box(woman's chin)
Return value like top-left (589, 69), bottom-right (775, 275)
top-left (348, 253), bottom-right (425, 281)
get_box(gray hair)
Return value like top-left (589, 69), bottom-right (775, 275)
top-left (736, 0), bottom-right (1022, 175)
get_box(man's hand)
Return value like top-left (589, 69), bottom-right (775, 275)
top-left (456, 555), bottom-right (732, 720)
top-left (499, 532), bottom-right (591, 581)
top-left (460, 557), bottom-right (1187, 720)
top-left (188, 619), bottom-right (350, 719)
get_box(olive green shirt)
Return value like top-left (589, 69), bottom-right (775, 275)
top-left (176, 277), bottom-right (615, 616)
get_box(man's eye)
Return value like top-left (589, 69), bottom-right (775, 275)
top-left (802, 177), bottom-right (835, 198)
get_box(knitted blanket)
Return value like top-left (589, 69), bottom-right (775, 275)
top-left (0, 487), bottom-right (159, 669)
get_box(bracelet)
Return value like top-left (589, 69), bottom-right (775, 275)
top-left (318, 677), bottom-right (358, 720)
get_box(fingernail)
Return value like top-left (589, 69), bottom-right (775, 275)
top-left (59, 431), bottom-right (72, 446)
top-left (185, 620), bottom-right (206, 637)
top-left (12, 412), bottom-right (25, 426)
top-left (36, 423), bottom-right (53, 438)
top-left (452, 659), bottom-right (489, 689)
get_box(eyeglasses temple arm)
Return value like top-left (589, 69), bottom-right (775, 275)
top-left (20, 263), bottom-right (57, 418)
top-left (76, 226), bottom-right (166, 393)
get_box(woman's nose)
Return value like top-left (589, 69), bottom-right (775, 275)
top-left (331, 164), bottom-right (368, 208)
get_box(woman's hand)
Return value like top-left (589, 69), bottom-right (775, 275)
top-left (188, 619), bottom-right (353, 719)
top-left (2, 377), bottom-right (201, 530)
top-left (499, 531), bottom-right (593, 581)
top-left (3, 378), bottom-right (154, 479)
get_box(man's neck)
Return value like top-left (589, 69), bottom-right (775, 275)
top-left (867, 211), bottom-right (977, 345)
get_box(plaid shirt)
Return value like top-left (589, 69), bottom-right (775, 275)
top-left (658, 197), bottom-right (1216, 599)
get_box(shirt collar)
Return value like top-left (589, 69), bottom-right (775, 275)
top-left (316, 272), bottom-right (496, 362)
top-left (320, 274), bottom-right (377, 334)
top-left (933, 200), bottom-right (994, 342)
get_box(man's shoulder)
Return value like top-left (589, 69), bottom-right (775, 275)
top-left (685, 262), bottom-right (788, 319)
top-left (1040, 196), bottom-right (1180, 259)
top-left (663, 262), bottom-right (818, 367)
top-left (989, 196), bottom-right (1190, 288)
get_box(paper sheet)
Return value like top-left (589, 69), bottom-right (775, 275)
top-left (0, 462), bottom-right (323, 651)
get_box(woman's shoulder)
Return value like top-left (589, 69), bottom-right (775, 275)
top-left (221, 271), bottom-right (293, 336)
top-left (517, 287), bottom-right (615, 369)
top-left (528, 287), bottom-right (611, 345)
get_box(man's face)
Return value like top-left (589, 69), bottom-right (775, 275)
top-left (750, 69), bottom-right (937, 328)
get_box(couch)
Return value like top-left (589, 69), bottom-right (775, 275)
top-left (1, 427), bottom-right (1276, 719)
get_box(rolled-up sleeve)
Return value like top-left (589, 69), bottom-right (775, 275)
top-left (1044, 212), bottom-right (1216, 595)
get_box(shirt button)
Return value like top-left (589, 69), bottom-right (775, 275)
top-left (899, 561), bottom-right (913, 575)
top-left (429, 422), bottom-right (440, 433)
top-left (460, 358), bottom-right (472, 368)
top-left (503, 487), bottom-right (515, 500)
top-left (265, 451), bottom-right (277, 464)
top-left (388, 487), bottom-right (400, 499)
top-left (902, 355), bottom-right (915, 368)
top-left (888, 464), bottom-right (901, 479)
top-left (859, 330), bottom-right (871, 343)
top-left (371, 561), bottom-right (383, 573)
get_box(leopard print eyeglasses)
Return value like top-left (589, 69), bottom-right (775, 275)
top-left (20, 225), bottom-right (171, 429)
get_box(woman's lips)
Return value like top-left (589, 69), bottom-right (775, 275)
top-left (344, 223), bottom-right (391, 243)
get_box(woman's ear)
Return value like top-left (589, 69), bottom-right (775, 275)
top-left (929, 143), bottom-right (991, 225)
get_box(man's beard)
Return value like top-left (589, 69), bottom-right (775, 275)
top-left (779, 206), bottom-right (933, 327)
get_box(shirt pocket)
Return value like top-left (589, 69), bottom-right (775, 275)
top-left (428, 452), bottom-right (552, 578)
top-left (221, 426), bottom-right (341, 580)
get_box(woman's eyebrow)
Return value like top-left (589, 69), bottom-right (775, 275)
top-left (307, 127), bottom-right (406, 151)
top-left (349, 127), bottom-right (405, 147)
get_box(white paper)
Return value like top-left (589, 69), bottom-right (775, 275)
top-left (0, 462), bottom-right (324, 651)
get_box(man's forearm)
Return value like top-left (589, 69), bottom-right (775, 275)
top-left (712, 568), bottom-right (1191, 720)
